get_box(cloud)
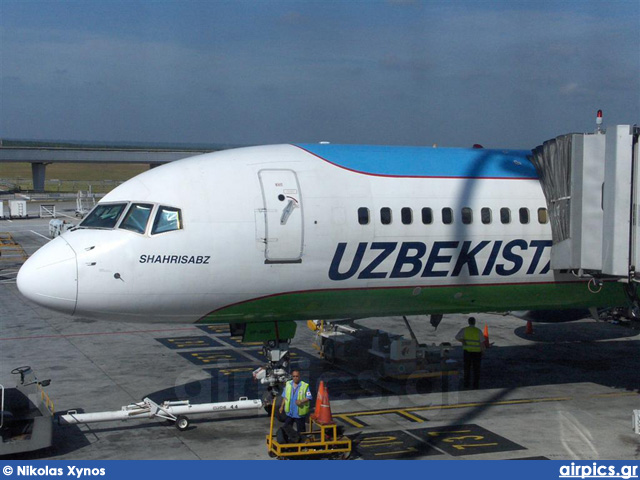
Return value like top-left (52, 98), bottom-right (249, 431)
top-left (559, 82), bottom-right (587, 95)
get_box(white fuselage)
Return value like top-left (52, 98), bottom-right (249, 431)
top-left (17, 144), bottom-right (622, 323)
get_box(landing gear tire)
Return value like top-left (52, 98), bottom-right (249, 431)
top-left (262, 391), bottom-right (274, 414)
top-left (175, 415), bottom-right (189, 431)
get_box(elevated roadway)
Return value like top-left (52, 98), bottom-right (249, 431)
top-left (0, 145), bottom-right (213, 191)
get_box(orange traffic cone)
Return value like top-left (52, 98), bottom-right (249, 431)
top-left (525, 320), bottom-right (534, 335)
top-left (311, 381), bottom-right (325, 420)
top-left (315, 385), bottom-right (334, 425)
top-left (483, 324), bottom-right (490, 348)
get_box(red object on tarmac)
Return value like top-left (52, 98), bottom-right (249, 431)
top-left (525, 320), bottom-right (534, 335)
top-left (315, 384), bottom-right (334, 425)
top-left (311, 381), bottom-right (325, 420)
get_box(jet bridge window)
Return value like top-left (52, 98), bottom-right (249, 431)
top-left (120, 203), bottom-right (154, 234)
top-left (152, 206), bottom-right (183, 234)
top-left (358, 207), bottom-right (370, 225)
top-left (80, 203), bottom-right (127, 229)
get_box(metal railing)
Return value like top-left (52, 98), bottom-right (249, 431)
top-left (39, 386), bottom-right (54, 415)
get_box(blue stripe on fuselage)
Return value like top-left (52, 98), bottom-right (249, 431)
top-left (296, 144), bottom-right (537, 179)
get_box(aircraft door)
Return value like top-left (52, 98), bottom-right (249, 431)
top-left (258, 169), bottom-right (303, 263)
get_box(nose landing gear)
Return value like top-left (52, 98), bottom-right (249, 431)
top-left (253, 339), bottom-right (292, 410)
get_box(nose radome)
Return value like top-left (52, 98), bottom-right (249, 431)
top-left (17, 236), bottom-right (78, 315)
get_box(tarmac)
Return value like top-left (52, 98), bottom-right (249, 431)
top-left (1, 200), bottom-right (639, 460)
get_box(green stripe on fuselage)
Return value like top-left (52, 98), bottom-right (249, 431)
top-left (197, 281), bottom-right (630, 324)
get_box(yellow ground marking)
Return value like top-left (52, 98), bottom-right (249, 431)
top-left (396, 410), bottom-right (426, 423)
top-left (333, 414), bottom-right (366, 428)
top-left (335, 390), bottom-right (639, 429)
top-left (335, 395), bottom-right (573, 428)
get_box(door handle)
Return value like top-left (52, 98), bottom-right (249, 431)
top-left (280, 199), bottom-right (296, 225)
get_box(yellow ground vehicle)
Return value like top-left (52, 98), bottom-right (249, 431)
top-left (265, 402), bottom-right (351, 459)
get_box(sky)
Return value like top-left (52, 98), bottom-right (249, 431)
top-left (0, 0), bottom-right (638, 149)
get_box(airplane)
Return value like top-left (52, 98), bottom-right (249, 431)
top-left (18, 138), bottom-right (640, 389)
top-left (17, 142), bottom-right (634, 326)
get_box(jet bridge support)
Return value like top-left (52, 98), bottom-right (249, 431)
top-left (531, 123), bottom-right (640, 292)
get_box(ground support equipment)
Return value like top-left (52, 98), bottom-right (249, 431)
top-left (0, 367), bottom-right (54, 455)
top-left (265, 403), bottom-right (351, 459)
top-left (59, 397), bottom-right (263, 431)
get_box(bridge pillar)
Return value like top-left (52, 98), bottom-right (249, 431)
top-left (31, 162), bottom-right (48, 192)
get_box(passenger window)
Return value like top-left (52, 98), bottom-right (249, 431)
top-left (80, 203), bottom-right (127, 229)
top-left (422, 207), bottom-right (433, 225)
top-left (120, 203), bottom-right (153, 234)
top-left (519, 208), bottom-right (530, 224)
top-left (538, 208), bottom-right (549, 224)
top-left (358, 207), bottom-right (370, 225)
top-left (481, 207), bottom-right (492, 224)
top-left (500, 208), bottom-right (511, 224)
top-left (461, 207), bottom-right (472, 225)
top-left (152, 206), bottom-right (183, 234)
top-left (442, 208), bottom-right (453, 225)
top-left (380, 207), bottom-right (392, 225)
top-left (401, 207), bottom-right (412, 225)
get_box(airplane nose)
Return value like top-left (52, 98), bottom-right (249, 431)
top-left (17, 236), bottom-right (78, 315)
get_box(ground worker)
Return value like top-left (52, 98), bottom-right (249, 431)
top-left (455, 317), bottom-right (486, 389)
top-left (279, 370), bottom-right (313, 433)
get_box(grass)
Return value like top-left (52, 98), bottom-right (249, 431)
top-left (0, 163), bottom-right (149, 193)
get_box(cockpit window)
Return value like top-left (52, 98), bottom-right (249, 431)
top-left (80, 203), bottom-right (127, 229)
top-left (152, 206), bottom-right (182, 234)
top-left (119, 203), bottom-right (154, 234)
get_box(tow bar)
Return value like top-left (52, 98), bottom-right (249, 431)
top-left (59, 397), bottom-right (263, 431)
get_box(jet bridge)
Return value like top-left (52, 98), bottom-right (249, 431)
top-left (530, 124), bottom-right (640, 281)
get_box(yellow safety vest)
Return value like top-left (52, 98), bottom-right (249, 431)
top-left (463, 326), bottom-right (482, 353)
top-left (283, 380), bottom-right (310, 417)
